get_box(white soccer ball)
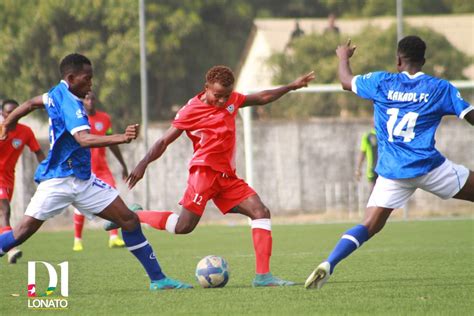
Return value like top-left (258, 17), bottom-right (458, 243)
top-left (195, 255), bottom-right (230, 288)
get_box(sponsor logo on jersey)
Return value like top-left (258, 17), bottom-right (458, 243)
top-left (387, 90), bottom-right (429, 103)
top-left (76, 109), bottom-right (85, 119)
top-left (12, 138), bottom-right (22, 149)
top-left (95, 122), bottom-right (104, 131)
top-left (226, 104), bottom-right (235, 114)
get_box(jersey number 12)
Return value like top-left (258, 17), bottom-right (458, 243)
top-left (386, 108), bottom-right (419, 142)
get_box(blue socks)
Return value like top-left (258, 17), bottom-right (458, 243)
top-left (122, 224), bottom-right (166, 281)
top-left (326, 224), bottom-right (369, 273)
top-left (0, 231), bottom-right (18, 256)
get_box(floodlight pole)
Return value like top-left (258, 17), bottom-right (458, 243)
top-left (242, 105), bottom-right (254, 188)
top-left (397, 0), bottom-right (403, 43)
top-left (139, 0), bottom-right (150, 209)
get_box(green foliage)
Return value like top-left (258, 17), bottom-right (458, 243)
top-left (250, 0), bottom-right (474, 17)
top-left (266, 24), bottom-right (471, 118)
top-left (0, 1), bottom-right (471, 125)
top-left (0, 0), bottom-right (252, 127)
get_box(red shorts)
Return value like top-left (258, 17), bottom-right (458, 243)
top-left (0, 187), bottom-right (13, 202)
top-left (180, 166), bottom-right (256, 216)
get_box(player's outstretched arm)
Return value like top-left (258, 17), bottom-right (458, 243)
top-left (73, 124), bottom-right (140, 148)
top-left (464, 110), bottom-right (474, 126)
top-left (0, 95), bottom-right (44, 140)
top-left (242, 71), bottom-right (315, 107)
top-left (126, 126), bottom-right (183, 189)
top-left (109, 145), bottom-right (129, 180)
top-left (336, 39), bottom-right (357, 91)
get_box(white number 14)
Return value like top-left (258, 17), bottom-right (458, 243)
top-left (386, 108), bottom-right (419, 142)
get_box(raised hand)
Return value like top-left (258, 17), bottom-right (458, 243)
top-left (123, 124), bottom-right (140, 143)
top-left (126, 160), bottom-right (147, 189)
top-left (290, 71), bottom-right (316, 90)
top-left (336, 39), bottom-right (357, 60)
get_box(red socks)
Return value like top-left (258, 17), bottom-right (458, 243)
top-left (73, 213), bottom-right (85, 239)
top-left (0, 226), bottom-right (12, 234)
top-left (251, 219), bottom-right (273, 274)
top-left (136, 211), bottom-right (173, 230)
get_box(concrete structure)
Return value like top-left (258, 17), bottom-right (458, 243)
top-left (236, 14), bottom-right (474, 92)
top-left (8, 14), bottom-right (474, 229)
top-left (11, 117), bottom-right (473, 230)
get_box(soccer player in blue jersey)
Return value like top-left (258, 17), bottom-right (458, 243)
top-left (0, 53), bottom-right (191, 290)
top-left (305, 36), bottom-right (474, 289)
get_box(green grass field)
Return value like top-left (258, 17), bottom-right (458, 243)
top-left (1, 219), bottom-right (473, 315)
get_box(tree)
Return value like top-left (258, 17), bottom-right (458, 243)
top-left (266, 24), bottom-right (471, 118)
top-left (0, 0), bottom-right (252, 127)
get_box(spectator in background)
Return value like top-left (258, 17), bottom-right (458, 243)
top-left (324, 13), bottom-right (340, 34)
top-left (355, 127), bottom-right (378, 194)
top-left (290, 20), bottom-right (305, 41)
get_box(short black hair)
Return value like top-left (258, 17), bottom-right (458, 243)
top-left (206, 65), bottom-right (235, 87)
top-left (2, 99), bottom-right (19, 111)
top-left (397, 35), bottom-right (426, 64)
top-left (59, 53), bottom-right (92, 77)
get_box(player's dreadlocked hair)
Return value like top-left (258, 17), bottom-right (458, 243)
top-left (206, 66), bottom-right (235, 87)
top-left (59, 53), bottom-right (92, 78)
top-left (1, 99), bottom-right (19, 111)
top-left (398, 35), bottom-right (426, 64)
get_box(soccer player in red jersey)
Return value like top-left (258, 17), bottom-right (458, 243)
top-left (118, 66), bottom-right (315, 286)
top-left (0, 99), bottom-right (45, 263)
top-left (73, 91), bottom-right (129, 251)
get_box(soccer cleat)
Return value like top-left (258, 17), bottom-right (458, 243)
top-left (149, 277), bottom-right (193, 290)
top-left (252, 273), bottom-right (295, 287)
top-left (304, 261), bottom-right (331, 289)
top-left (7, 248), bottom-right (23, 264)
top-left (73, 239), bottom-right (84, 252)
top-left (103, 203), bottom-right (143, 231)
top-left (108, 237), bottom-right (126, 248)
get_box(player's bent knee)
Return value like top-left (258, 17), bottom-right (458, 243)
top-left (118, 211), bottom-right (140, 231)
top-left (251, 206), bottom-right (270, 220)
top-left (174, 222), bottom-right (195, 234)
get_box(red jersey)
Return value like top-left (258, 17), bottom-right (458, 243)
top-left (88, 111), bottom-right (114, 179)
top-left (172, 91), bottom-right (246, 175)
top-left (0, 123), bottom-right (41, 187)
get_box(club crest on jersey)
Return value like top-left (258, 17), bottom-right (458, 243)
top-left (95, 122), bottom-right (104, 131)
top-left (226, 104), bottom-right (235, 114)
top-left (75, 109), bottom-right (85, 119)
top-left (12, 138), bottom-right (22, 149)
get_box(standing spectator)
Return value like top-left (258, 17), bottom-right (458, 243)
top-left (324, 13), bottom-right (340, 34)
top-left (355, 127), bottom-right (378, 194)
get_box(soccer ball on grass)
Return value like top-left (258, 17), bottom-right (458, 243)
top-left (195, 255), bottom-right (229, 288)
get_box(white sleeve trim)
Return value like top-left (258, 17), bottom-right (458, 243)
top-left (42, 93), bottom-right (49, 106)
top-left (351, 75), bottom-right (360, 94)
top-left (70, 125), bottom-right (90, 135)
top-left (459, 105), bottom-right (473, 119)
